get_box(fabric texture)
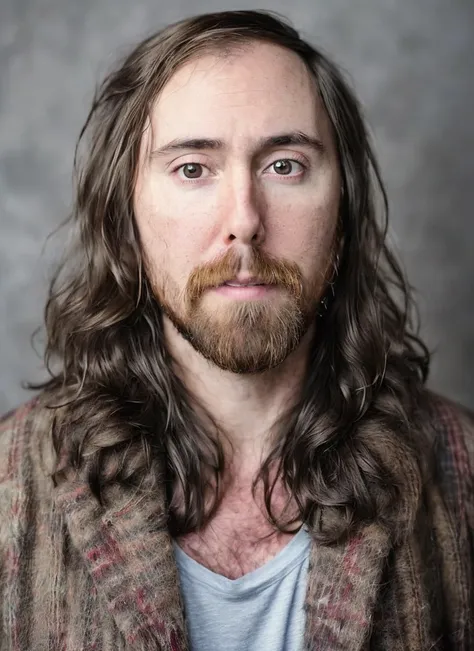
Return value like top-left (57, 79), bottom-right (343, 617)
top-left (0, 390), bottom-right (473, 650)
top-left (173, 524), bottom-right (311, 651)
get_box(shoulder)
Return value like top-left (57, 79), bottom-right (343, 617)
top-left (0, 395), bottom-right (57, 550)
top-left (0, 397), bottom-right (40, 480)
top-left (422, 390), bottom-right (474, 517)
top-left (0, 394), bottom-right (55, 498)
top-left (425, 390), bottom-right (474, 469)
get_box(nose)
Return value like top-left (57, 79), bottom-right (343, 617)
top-left (220, 170), bottom-right (265, 246)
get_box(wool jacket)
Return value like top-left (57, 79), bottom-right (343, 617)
top-left (0, 391), bottom-right (473, 651)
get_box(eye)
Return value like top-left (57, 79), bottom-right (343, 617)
top-left (267, 159), bottom-right (306, 176)
top-left (176, 163), bottom-right (208, 180)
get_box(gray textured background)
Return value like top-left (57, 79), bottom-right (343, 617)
top-left (1, 0), bottom-right (473, 414)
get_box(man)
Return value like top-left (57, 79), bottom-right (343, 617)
top-left (0, 9), bottom-right (473, 651)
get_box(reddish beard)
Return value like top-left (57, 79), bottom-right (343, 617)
top-left (149, 247), bottom-right (329, 374)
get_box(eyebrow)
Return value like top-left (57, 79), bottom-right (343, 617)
top-left (150, 131), bottom-right (325, 158)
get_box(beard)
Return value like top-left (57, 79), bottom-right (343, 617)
top-left (149, 247), bottom-right (329, 374)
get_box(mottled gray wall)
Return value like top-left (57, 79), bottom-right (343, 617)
top-left (1, 0), bottom-right (473, 413)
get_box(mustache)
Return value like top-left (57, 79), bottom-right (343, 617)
top-left (185, 247), bottom-right (304, 303)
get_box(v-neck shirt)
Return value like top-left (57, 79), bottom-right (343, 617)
top-left (173, 525), bottom-right (311, 651)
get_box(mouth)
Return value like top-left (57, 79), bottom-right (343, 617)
top-left (220, 276), bottom-right (268, 288)
top-left (211, 280), bottom-right (275, 300)
top-left (222, 281), bottom-right (266, 287)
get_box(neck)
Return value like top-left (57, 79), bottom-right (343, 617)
top-left (163, 316), bottom-right (314, 474)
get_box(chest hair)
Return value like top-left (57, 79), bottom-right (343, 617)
top-left (175, 479), bottom-right (301, 579)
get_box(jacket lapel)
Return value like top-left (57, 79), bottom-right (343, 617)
top-left (54, 463), bottom-right (188, 651)
top-left (304, 523), bottom-right (391, 651)
top-left (56, 467), bottom-right (392, 651)
top-left (54, 457), bottom-right (422, 651)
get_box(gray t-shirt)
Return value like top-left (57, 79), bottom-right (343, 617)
top-left (173, 526), bottom-right (311, 651)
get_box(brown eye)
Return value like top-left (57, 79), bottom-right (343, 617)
top-left (273, 159), bottom-right (293, 175)
top-left (182, 163), bottom-right (203, 179)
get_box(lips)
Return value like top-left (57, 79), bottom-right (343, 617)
top-left (212, 280), bottom-right (273, 298)
top-left (224, 281), bottom-right (265, 287)
top-left (222, 276), bottom-right (267, 287)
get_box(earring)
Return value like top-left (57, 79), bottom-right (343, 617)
top-left (319, 295), bottom-right (329, 313)
top-left (318, 251), bottom-right (340, 317)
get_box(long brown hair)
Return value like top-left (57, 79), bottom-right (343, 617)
top-left (30, 10), bottom-right (431, 544)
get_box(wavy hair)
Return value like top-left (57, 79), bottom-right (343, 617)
top-left (30, 10), bottom-right (431, 544)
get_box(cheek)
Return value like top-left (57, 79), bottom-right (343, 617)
top-left (268, 201), bottom-right (338, 279)
top-left (135, 189), bottom-right (216, 286)
top-left (266, 162), bottom-right (340, 266)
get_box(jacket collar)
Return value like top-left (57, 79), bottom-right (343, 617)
top-left (304, 522), bottom-right (391, 650)
top-left (54, 461), bottom-right (188, 651)
top-left (55, 462), bottom-right (393, 651)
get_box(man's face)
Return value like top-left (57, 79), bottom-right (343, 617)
top-left (134, 41), bottom-right (341, 373)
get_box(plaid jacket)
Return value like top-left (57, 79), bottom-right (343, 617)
top-left (0, 391), bottom-right (473, 651)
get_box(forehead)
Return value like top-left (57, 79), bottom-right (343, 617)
top-left (149, 42), bottom-right (331, 147)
